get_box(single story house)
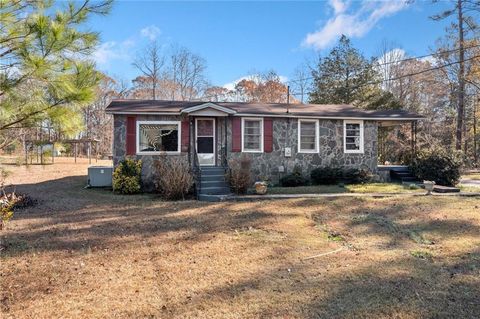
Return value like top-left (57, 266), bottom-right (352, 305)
top-left (106, 100), bottom-right (422, 196)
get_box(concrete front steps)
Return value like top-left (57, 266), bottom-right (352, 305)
top-left (389, 166), bottom-right (420, 184)
top-left (197, 166), bottom-right (232, 202)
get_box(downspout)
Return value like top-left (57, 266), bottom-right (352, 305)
top-left (224, 116), bottom-right (228, 168)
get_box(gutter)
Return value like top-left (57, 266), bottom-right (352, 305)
top-left (106, 110), bottom-right (424, 121)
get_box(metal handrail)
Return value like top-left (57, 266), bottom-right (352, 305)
top-left (192, 146), bottom-right (201, 196)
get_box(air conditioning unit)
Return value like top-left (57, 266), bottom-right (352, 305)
top-left (88, 166), bottom-right (113, 187)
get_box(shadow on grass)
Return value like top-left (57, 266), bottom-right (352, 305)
top-left (3, 176), bottom-right (480, 318)
top-left (2, 175), bottom-right (297, 256)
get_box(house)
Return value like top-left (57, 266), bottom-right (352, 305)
top-left (105, 100), bottom-right (422, 197)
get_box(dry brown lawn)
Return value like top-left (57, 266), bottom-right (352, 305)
top-left (1, 158), bottom-right (479, 318)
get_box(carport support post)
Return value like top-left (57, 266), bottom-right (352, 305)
top-left (411, 121), bottom-right (416, 158)
top-left (88, 141), bottom-right (91, 164)
top-left (74, 143), bottom-right (77, 163)
top-left (24, 142), bottom-right (28, 165)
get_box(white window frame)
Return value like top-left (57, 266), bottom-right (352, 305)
top-left (241, 117), bottom-right (264, 153)
top-left (298, 119), bottom-right (319, 153)
top-left (343, 120), bottom-right (364, 154)
top-left (136, 120), bottom-right (181, 155)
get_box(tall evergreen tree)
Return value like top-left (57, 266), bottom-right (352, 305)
top-left (0, 0), bottom-right (112, 135)
top-left (309, 35), bottom-right (400, 109)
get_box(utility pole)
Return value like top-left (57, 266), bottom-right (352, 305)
top-left (475, 97), bottom-right (478, 166)
top-left (286, 85), bottom-right (290, 113)
top-left (456, 0), bottom-right (465, 150)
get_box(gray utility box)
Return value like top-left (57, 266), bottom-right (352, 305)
top-left (88, 166), bottom-right (113, 187)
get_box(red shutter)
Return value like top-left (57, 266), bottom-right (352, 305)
top-left (126, 116), bottom-right (136, 155)
top-left (181, 119), bottom-right (190, 152)
top-left (264, 118), bottom-right (273, 153)
top-left (232, 117), bottom-right (241, 152)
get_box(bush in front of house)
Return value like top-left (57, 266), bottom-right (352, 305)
top-left (342, 168), bottom-right (372, 184)
top-left (227, 157), bottom-right (252, 194)
top-left (280, 166), bottom-right (308, 187)
top-left (154, 156), bottom-right (194, 200)
top-left (112, 159), bottom-right (142, 194)
top-left (310, 167), bottom-right (342, 185)
top-left (310, 167), bottom-right (372, 185)
top-left (409, 148), bottom-right (462, 186)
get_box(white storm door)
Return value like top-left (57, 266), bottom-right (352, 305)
top-left (195, 118), bottom-right (215, 166)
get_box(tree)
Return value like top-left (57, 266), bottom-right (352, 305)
top-left (82, 74), bottom-right (128, 156)
top-left (232, 70), bottom-right (292, 103)
top-left (431, 0), bottom-right (480, 150)
top-left (130, 45), bottom-right (208, 101)
top-left (203, 86), bottom-right (230, 102)
top-left (132, 41), bottom-right (164, 100)
top-left (290, 63), bottom-right (311, 104)
top-left (168, 46), bottom-right (208, 101)
top-left (309, 35), bottom-right (383, 107)
top-left (0, 0), bottom-right (112, 136)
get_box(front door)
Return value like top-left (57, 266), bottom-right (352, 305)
top-left (195, 118), bottom-right (215, 166)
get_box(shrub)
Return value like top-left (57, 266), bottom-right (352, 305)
top-left (311, 167), bottom-right (342, 185)
top-left (280, 166), bottom-right (308, 187)
top-left (228, 157), bottom-right (252, 194)
top-left (342, 168), bottom-right (372, 184)
top-left (310, 167), bottom-right (371, 185)
top-left (154, 157), bottom-right (193, 200)
top-left (112, 159), bottom-right (142, 194)
top-left (410, 148), bottom-right (462, 186)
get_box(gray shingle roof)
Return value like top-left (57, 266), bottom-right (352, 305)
top-left (106, 99), bottom-right (423, 120)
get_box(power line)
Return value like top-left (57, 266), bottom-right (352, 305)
top-left (199, 49), bottom-right (480, 102)
top-left (290, 54), bottom-right (480, 97)
top-left (287, 42), bottom-right (480, 85)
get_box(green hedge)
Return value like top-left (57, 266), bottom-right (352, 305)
top-left (310, 167), bottom-right (371, 185)
top-left (410, 149), bottom-right (462, 186)
top-left (279, 167), bottom-right (308, 187)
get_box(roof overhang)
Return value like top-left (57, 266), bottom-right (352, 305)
top-left (181, 102), bottom-right (237, 116)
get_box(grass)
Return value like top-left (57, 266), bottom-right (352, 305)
top-left (267, 182), bottom-right (423, 195)
top-left (462, 172), bottom-right (480, 180)
top-left (1, 157), bottom-right (480, 318)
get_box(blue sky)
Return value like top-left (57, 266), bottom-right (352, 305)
top-left (87, 0), bottom-right (452, 88)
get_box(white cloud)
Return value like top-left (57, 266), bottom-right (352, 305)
top-left (223, 75), bottom-right (288, 91)
top-left (330, 0), bottom-right (348, 15)
top-left (303, 1), bottom-right (409, 50)
top-left (92, 40), bottom-right (132, 66)
top-left (140, 25), bottom-right (161, 41)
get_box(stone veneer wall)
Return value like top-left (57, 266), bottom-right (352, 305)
top-left (227, 118), bottom-right (378, 184)
top-left (113, 114), bottom-right (188, 191)
top-left (113, 114), bottom-right (378, 189)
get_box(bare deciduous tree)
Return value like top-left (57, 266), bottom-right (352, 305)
top-left (132, 41), bottom-right (165, 100)
top-left (169, 47), bottom-right (208, 101)
top-left (291, 63), bottom-right (311, 104)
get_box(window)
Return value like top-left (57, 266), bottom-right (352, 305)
top-left (344, 120), bottom-right (364, 153)
top-left (137, 121), bottom-right (181, 154)
top-left (242, 118), bottom-right (263, 152)
top-left (298, 119), bottom-right (319, 153)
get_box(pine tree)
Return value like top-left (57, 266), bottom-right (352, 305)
top-left (0, 0), bottom-right (112, 134)
top-left (309, 35), bottom-right (400, 109)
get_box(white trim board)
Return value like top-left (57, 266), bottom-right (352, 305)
top-left (181, 102), bottom-right (237, 115)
